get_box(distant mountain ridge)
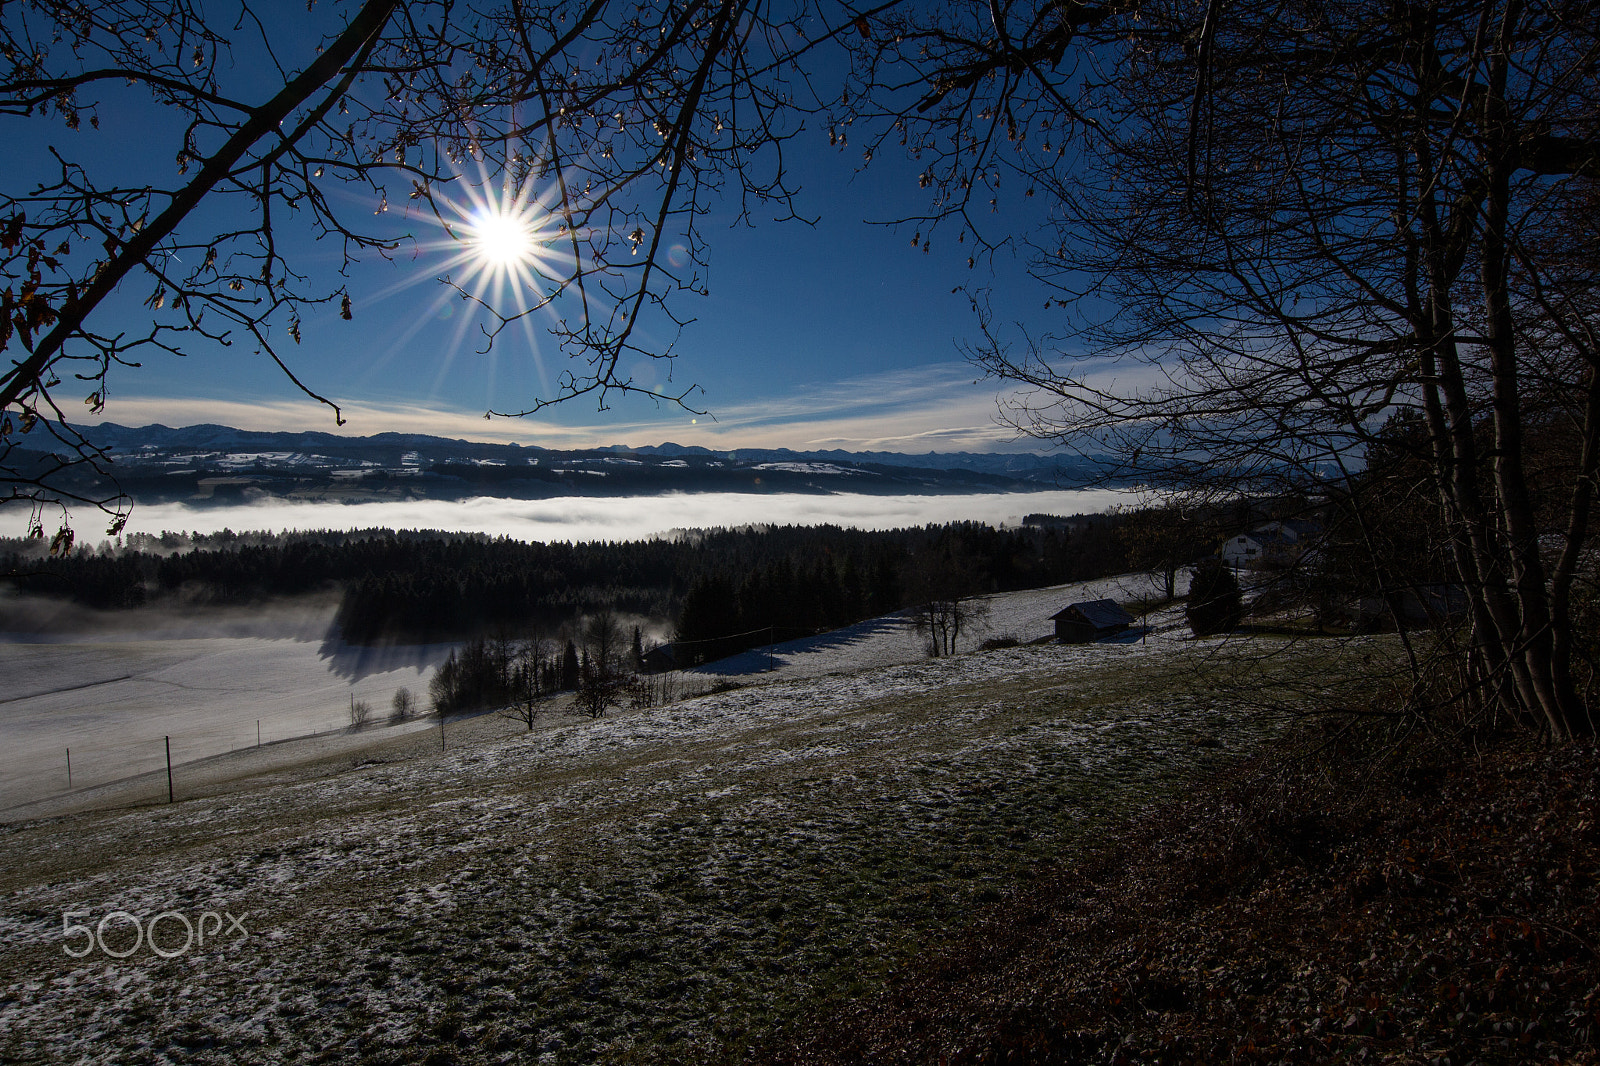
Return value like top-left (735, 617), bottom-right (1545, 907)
top-left (81, 422), bottom-right (1102, 485)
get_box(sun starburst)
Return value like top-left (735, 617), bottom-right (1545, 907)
top-left (430, 165), bottom-right (569, 297)
top-left (464, 205), bottom-right (537, 272)
top-left (368, 158), bottom-right (595, 402)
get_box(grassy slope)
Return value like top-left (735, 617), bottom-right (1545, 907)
top-left (0, 623), bottom-right (1322, 1065)
top-left (8, 584), bottom-right (1577, 1066)
top-left (766, 725), bottom-right (1600, 1065)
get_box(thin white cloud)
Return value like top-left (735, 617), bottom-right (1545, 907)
top-left (79, 361), bottom-right (1051, 454)
top-left (75, 397), bottom-right (602, 447)
top-left (801, 424), bottom-right (1030, 452)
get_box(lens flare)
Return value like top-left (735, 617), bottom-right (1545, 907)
top-left (428, 169), bottom-right (565, 295)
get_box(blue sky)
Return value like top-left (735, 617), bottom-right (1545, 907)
top-left (13, 8), bottom-right (1066, 455)
top-left (92, 143), bottom-right (1057, 453)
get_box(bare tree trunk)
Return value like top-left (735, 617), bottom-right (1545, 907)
top-left (1548, 364), bottom-right (1600, 735)
top-left (1478, 8), bottom-right (1586, 738)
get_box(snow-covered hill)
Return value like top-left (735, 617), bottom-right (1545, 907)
top-left (0, 574), bottom-right (1187, 816)
top-left (0, 568), bottom-right (1296, 1065)
top-left (691, 570), bottom-right (1191, 682)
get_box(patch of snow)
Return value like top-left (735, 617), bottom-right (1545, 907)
top-left (752, 462), bottom-right (859, 476)
top-left (0, 633), bottom-right (452, 812)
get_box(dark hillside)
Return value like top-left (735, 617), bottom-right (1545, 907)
top-left (768, 728), bottom-right (1600, 1064)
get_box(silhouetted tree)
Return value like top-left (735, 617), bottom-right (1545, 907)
top-left (348, 695), bottom-right (373, 731)
top-left (389, 687), bottom-right (415, 723)
top-left (905, 546), bottom-right (989, 657)
top-left (1117, 504), bottom-right (1205, 601)
top-left (1186, 560), bottom-right (1243, 638)
top-left (561, 641), bottom-right (580, 692)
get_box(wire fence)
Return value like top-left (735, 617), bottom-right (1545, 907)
top-left (1, 702), bottom-right (436, 818)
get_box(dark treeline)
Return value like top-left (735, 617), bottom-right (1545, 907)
top-left (1, 517), bottom-right (1133, 645)
top-left (428, 634), bottom-right (562, 716)
top-left (671, 521), bottom-right (1119, 664)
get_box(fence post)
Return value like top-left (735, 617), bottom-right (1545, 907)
top-left (66, 747), bottom-right (71, 789)
top-left (165, 736), bottom-right (174, 803)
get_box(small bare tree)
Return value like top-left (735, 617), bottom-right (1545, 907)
top-left (348, 695), bottom-right (372, 731)
top-left (389, 687), bottom-right (415, 724)
top-left (905, 548), bottom-right (990, 657)
top-left (911, 595), bottom-right (992, 657)
top-left (502, 693), bottom-right (539, 731)
top-left (497, 630), bottom-right (552, 731)
top-left (575, 654), bottom-right (622, 718)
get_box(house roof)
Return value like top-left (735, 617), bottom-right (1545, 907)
top-left (1239, 519), bottom-right (1322, 544)
top-left (1051, 598), bottom-right (1135, 629)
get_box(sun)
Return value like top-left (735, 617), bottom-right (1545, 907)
top-left (373, 157), bottom-right (595, 402)
top-left (425, 164), bottom-right (571, 296)
top-left (465, 206), bottom-right (536, 271)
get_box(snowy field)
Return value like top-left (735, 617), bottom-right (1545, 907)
top-left (0, 574), bottom-right (1180, 816)
top-left (0, 606), bottom-right (452, 813)
top-left (696, 571), bottom-right (1189, 682)
top-left (0, 572), bottom-right (1379, 1065)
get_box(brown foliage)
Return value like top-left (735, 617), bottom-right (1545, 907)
top-left (762, 728), bottom-right (1600, 1064)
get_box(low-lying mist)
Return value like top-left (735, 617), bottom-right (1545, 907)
top-left (102, 489), bottom-right (1136, 542)
top-left (0, 589), bottom-right (339, 642)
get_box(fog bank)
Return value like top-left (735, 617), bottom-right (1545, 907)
top-left (103, 489), bottom-right (1138, 542)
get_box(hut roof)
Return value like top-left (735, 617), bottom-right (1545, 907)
top-left (641, 644), bottom-right (678, 667)
top-left (1050, 598), bottom-right (1135, 629)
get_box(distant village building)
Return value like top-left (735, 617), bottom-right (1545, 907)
top-left (1221, 519), bottom-right (1322, 570)
top-left (1051, 599), bottom-right (1136, 643)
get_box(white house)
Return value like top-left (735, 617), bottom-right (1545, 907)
top-left (1220, 519), bottom-right (1322, 570)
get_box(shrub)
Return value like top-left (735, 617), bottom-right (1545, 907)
top-left (575, 659), bottom-right (622, 718)
top-left (1186, 558), bottom-right (1243, 636)
top-left (624, 675), bottom-right (655, 710)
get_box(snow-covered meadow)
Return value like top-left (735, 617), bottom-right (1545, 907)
top-left (0, 571), bottom-right (1363, 1066)
top-left (0, 572), bottom-right (1178, 817)
top-left (0, 604), bottom-right (452, 813)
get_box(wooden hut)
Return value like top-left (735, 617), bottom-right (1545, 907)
top-left (1051, 599), bottom-right (1136, 643)
top-left (639, 643), bottom-right (680, 674)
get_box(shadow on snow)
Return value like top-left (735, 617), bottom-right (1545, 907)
top-left (691, 615), bottom-right (915, 677)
